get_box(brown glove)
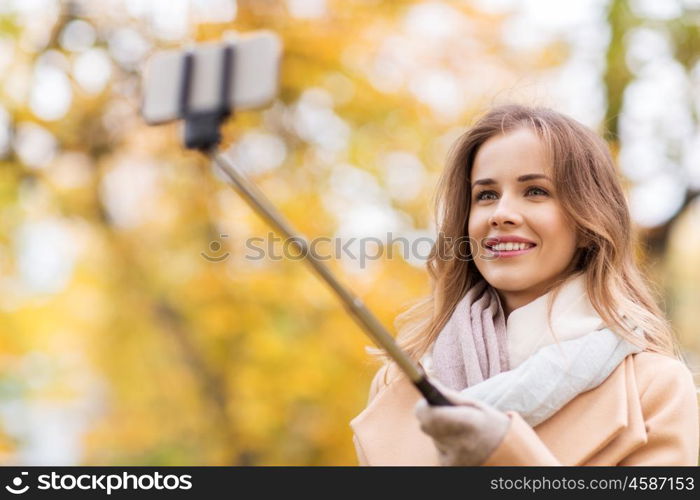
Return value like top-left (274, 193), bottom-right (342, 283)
top-left (414, 383), bottom-right (511, 466)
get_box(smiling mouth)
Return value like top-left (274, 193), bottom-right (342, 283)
top-left (485, 243), bottom-right (537, 258)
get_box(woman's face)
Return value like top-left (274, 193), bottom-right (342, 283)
top-left (467, 127), bottom-right (580, 315)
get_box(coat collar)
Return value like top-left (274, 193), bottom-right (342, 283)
top-left (350, 355), bottom-right (646, 465)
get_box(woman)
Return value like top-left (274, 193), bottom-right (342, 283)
top-left (350, 105), bottom-right (699, 466)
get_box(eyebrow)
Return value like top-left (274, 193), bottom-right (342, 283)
top-left (470, 173), bottom-right (552, 189)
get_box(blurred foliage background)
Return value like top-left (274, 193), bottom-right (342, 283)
top-left (0, 0), bottom-right (699, 465)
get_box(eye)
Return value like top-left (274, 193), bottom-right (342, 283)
top-left (526, 186), bottom-right (549, 196)
top-left (474, 190), bottom-right (497, 201)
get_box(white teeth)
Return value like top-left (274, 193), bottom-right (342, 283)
top-left (492, 242), bottom-right (533, 251)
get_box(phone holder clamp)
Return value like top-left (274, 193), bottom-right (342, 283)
top-left (179, 45), bottom-right (235, 151)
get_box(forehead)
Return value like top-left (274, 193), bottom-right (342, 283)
top-left (471, 128), bottom-right (551, 181)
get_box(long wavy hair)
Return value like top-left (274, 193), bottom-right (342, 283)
top-left (372, 104), bottom-right (680, 370)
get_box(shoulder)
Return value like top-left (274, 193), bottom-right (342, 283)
top-left (629, 351), bottom-right (697, 407)
top-left (614, 351), bottom-right (699, 465)
top-left (630, 351), bottom-right (694, 384)
top-left (367, 362), bottom-right (404, 404)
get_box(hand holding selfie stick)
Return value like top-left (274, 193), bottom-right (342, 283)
top-left (141, 32), bottom-right (452, 406)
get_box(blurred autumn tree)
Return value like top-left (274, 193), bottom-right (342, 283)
top-left (603, 0), bottom-right (700, 357)
top-left (0, 0), bottom-right (698, 465)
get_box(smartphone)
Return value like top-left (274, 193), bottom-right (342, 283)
top-left (141, 31), bottom-right (282, 124)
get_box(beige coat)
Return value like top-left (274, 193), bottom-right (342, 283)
top-left (350, 351), bottom-right (699, 465)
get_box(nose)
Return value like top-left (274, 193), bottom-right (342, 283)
top-left (488, 196), bottom-right (523, 228)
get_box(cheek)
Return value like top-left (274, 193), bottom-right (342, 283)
top-left (535, 211), bottom-right (577, 251)
top-left (467, 210), bottom-right (488, 236)
top-left (468, 212), bottom-right (493, 262)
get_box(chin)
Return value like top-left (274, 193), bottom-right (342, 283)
top-left (481, 272), bottom-right (533, 292)
top-left (488, 280), bottom-right (533, 293)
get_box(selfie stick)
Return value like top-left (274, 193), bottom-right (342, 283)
top-left (176, 48), bottom-right (451, 406)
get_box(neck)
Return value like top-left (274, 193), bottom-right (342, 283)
top-left (496, 272), bottom-right (582, 319)
top-left (497, 286), bottom-right (549, 319)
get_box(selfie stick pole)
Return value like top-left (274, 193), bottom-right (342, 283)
top-left (178, 49), bottom-right (451, 406)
